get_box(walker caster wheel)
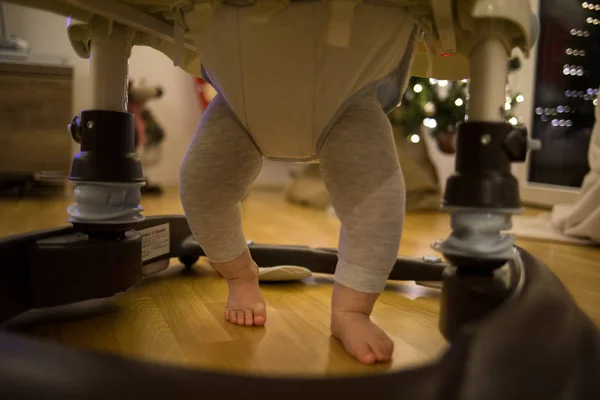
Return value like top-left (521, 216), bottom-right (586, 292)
top-left (180, 256), bottom-right (199, 269)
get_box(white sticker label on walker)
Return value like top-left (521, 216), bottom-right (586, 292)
top-left (140, 223), bottom-right (170, 262)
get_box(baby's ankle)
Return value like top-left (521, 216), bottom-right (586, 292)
top-left (225, 262), bottom-right (259, 283)
top-left (211, 249), bottom-right (259, 282)
top-left (331, 308), bottom-right (370, 319)
top-left (331, 282), bottom-right (379, 316)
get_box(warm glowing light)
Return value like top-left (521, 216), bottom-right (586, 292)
top-left (509, 117), bottom-right (518, 125)
top-left (455, 98), bottom-right (464, 107)
top-left (516, 95), bottom-right (525, 103)
top-left (409, 134), bottom-right (421, 144)
top-left (413, 84), bottom-right (423, 93)
top-left (438, 80), bottom-right (449, 87)
top-left (423, 118), bottom-right (438, 129)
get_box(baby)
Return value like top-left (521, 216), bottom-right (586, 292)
top-left (180, 1), bottom-right (416, 365)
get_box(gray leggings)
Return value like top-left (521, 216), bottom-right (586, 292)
top-left (180, 91), bottom-right (405, 293)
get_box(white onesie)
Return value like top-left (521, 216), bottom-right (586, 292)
top-left (181, 1), bottom-right (416, 293)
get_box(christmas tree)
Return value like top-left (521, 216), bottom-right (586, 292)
top-left (390, 57), bottom-right (524, 154)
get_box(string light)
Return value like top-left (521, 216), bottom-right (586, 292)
top-left (509, 117), bottom-right (518, 125)
top-left (413, 84), bottom-right (423, 93)
top-left (594, 98), bottom-right (598, 106)
top-left (423, 118), bottom-right (437, 129)
top-left (424, 101), bottom-right (435, 113)
top-left (437, 80), bottom-right (449, 87)
top-left (564, 65), bottom-right (585, 76)
top-left (516, 95), bottom-right (525, 103)
top-left (505, 102), bottom-right (512, 111)
top-left (429, 78), bottom-right (438, 85)
top-left (570, 29), bottom-right (590, 36)
top-left (582, 1), bottom-right (588, 7)
top-left (567, 48), bottom-right (586, 56)
top-left (455, 98), bottom-right (464, 107)
top-left (409, 134), bottom-right (421, 144)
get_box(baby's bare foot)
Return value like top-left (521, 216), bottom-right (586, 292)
top-left (331, 311), bottom-right (393, 364)
top-left (330, 282), bottom-right (394, 364)
top-left (211, 249), bottom-right (266, 327)
top-left (224, 272), bottom-right (266, 326)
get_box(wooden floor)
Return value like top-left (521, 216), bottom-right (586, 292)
top-left (1, 188), bottom-right (599, 377)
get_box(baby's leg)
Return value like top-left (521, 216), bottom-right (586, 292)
top-left (318, 91), bottom-right (405, 364)
top-left (180, 95), bottom-right (266, 326)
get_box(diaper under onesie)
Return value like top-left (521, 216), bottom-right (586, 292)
top-left (181, 2), bottom-right (417, 293)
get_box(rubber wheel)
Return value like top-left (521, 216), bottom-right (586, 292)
top-left (179, 256), bottom-right (199, 269)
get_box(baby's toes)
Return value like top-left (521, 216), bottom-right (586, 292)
top-left (252, 304), bottom-right (267, 326)
top-left (236, 310), bottom-right (246, 325)
top-left (225, 308), bottom-right (242, 325)
top-left (244, 309), bottom-right (254, 326)
top-left (370, 336), bottom-right (394, 362)
top-left (351, 342), bottom-right (377, 365)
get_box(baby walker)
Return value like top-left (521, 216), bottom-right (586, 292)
top-left (0, 1), bottom-right (598, 399)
